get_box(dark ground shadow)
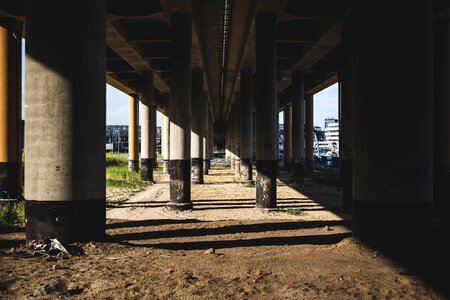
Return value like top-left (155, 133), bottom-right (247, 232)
top-left (277, 169), bottom-right (450, 298)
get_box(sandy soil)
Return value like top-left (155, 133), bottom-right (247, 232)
top-left (0, 164), bottom-right (447, 299)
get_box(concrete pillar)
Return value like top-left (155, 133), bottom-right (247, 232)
top-left (291, 71), bottom-right (305, 184)
top-left (191, 70), bottom-right (204, 184)
top-left (153, 107), bottom-right (157, 168)
top-left (305, 94), bottom-right (314, 176)
top-left (225, 124), bottom-right (230, 162)
top-left (128, 95), bottom-right (139, 172)
top-left (168, 13), bottom-right (192, 210)
top-left (0, 20), bottom-right (21, 201)
top-left (140, 71), bottom-right (154, 182)
top-left (340, 17), bottom-right (353, 212)
top-left (283, 104), bottom-right (292, 171)
top-left (161, 94), bottom-right (170, 174)
top-left (208, 113), bottom-right (214, 165)
top-left (234, 94), bottom-right (241, 178)
top-left (240, 70), bottom-right (253, 183)
top-left (203, 94), bottom-right (210, 175)
top-left (24, 0), bottom-right (106, 242)
top-left (435, 18), bottom-right (450, 216)
top-left (255, 14), bottom-right (277, 209)
top-left (230, 109), bottom-right (236, 170)
top-left (352, 1), bottom-right (433, 247)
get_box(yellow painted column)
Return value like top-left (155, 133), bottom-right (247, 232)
top-left (0, 20), bottom-right (21, 200)
top-left (128, 95), bottom-right (139, 172)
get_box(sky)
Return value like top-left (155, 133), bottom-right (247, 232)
top-left (107, 83), bottom-right (339, 129)
top-left (21, 40), bottom-right (338, 128)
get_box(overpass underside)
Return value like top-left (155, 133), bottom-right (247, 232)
top-left (0, 0), bottom-right (449, 252)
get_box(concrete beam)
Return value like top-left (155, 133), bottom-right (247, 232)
top-left (277, 22), bottom-right (341, 92)
top-left (106, 22), bottom-right (169, 92)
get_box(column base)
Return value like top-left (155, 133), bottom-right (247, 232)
top-left (166, 202), bottom-right (193, 211)
top-left (341, 159), bottom-right (353, 213)
top-left (305, 159), bottom-right (314, 176)
top-left (0, 162), bottom-right (20, 200)
top-left (168, 159), bottom-right (192, 207)
top-left (291, 158), bottom-right (305, 184)
top-left (128, 160), bottom-right (139, 172)
top-left (240, 158), bottom-right (253, 183)
top-left (191, 158), bottom-right (204, 184)
top-left (234, 159), bottom-right (241, 177)
top-left (25, 199), bottom-right (105, 243)
top-left (140, 158), bottom-right (154, 182)
top-left (435, 165), bottom-right (450, 219)
top-left (352, 201), bottom-right (432, 250)
top-left (256, 160), bottom-right (277, 209)
top-left (163, 159), bottom-right (170, 174)
top-left (204, 159), bottom-right (210, 175)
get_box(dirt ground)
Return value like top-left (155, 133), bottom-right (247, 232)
top-left (0, 164), bottom-right (448, 299)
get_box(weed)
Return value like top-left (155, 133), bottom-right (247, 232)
top-left (285, 208), bottom-right (304, 216)
top-left (0, 201), bottom-right (24, 225)
top-left (243, 182), bottom-right (255, 188)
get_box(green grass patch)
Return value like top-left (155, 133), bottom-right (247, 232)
top-left (285, 208), bottom-right (304, 216)
top-left (0, 201), bottom-right (24, 226)
top-left (106, 153), bottom-right (148, 189)
top-left (243, 182), bottom-right (255, 188)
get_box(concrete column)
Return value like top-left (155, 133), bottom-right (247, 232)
top-left (191, 70), bottom-right (204, 184)
top-left (435, 18), bottom-right (450, 216)
top-left (230, 109), bottom-right (236, 170)
top-left (240, 70), bottom-right (253, 183)
top-left (208, 113), bottom-right (214, 166)
top-left (161, 94), bottom-right (170, 174)
top-left (291, 71), bottom-right (305, 184)
top-left (0, 20), bottom-right (21, 201)
top-left (168, 13), bottom-right (192, 210)
top-left (140, 71), bottom-right (154, 182)
top-left (305, 94), bottom-right (314, 176)
top-left (255, 14), bottom-right (277, 209)
top-left (225, 124), bottom-right (230, 162)
top-left (24, 0), bottom-right (106, 242)
top-left (352, 1), bottom-right (433, 247)
top-left (153, 107), bottom-right (157, 168)
top-left (128, 95), bottom-right (139, 172)
top-left (340, 17), bottom-right (353, 212)
top-left (283, 104), bottom-right (292, 171)
top-left (203, 94), bottom-right (210, 175)
top-left (234, 94), bottom-right (241, 178)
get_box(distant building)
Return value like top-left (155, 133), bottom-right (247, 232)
top-left (106, 125), bottom-right (161, 153)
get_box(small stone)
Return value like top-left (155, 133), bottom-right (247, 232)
top-left (32, 279), bottom-right (68, 297)
top-left (324, 226), bottom-right (333, 231)
top-left (204, 248), bottom-right (215, 255)
top-left (52, 264), bottom-right (62, 270)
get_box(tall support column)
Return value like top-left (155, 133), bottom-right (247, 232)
top-left (140, 71), bottom-right (154, 182)
top-left (191, 70), bottom-right (204, 184)
top-left (153, 107), bottom-right (157, 168)
top-left (340, 17), bottom-right (353, 212)
top-left (168, 13), bottom-right (192, 210)
top-left (305, 94), bottom-right (314, 176)
top-left (234, 94), bottom-right (241, 178)
top-left (203, 94), bottom-right (210, 175)
top-left (225, 124), bottom-right (230, 162)
top-left (283, 104), bottom-right (292, 171)
top-left (24, 1), bottom-right (106, 242)
top-left (128, 95), bottom-right (139, 172)
top-left (291, 71), bottom-right (305, 184)
top-left (435, 18), bottom-right (450, 216)
top-left (230, 109), bottom-right (236, 170)
top-left (352, 1), bottom-right (433, 247)
top-left (162, 93), bottom-right (170, 174)
top-left (255, 14), bottom-right (277, 209)
top-left (0, 19), bottom-right (21, 201)
top-left (208, 113), bottom-right (214, 166)
top-left (240, 70), bottom-right (253, 183)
